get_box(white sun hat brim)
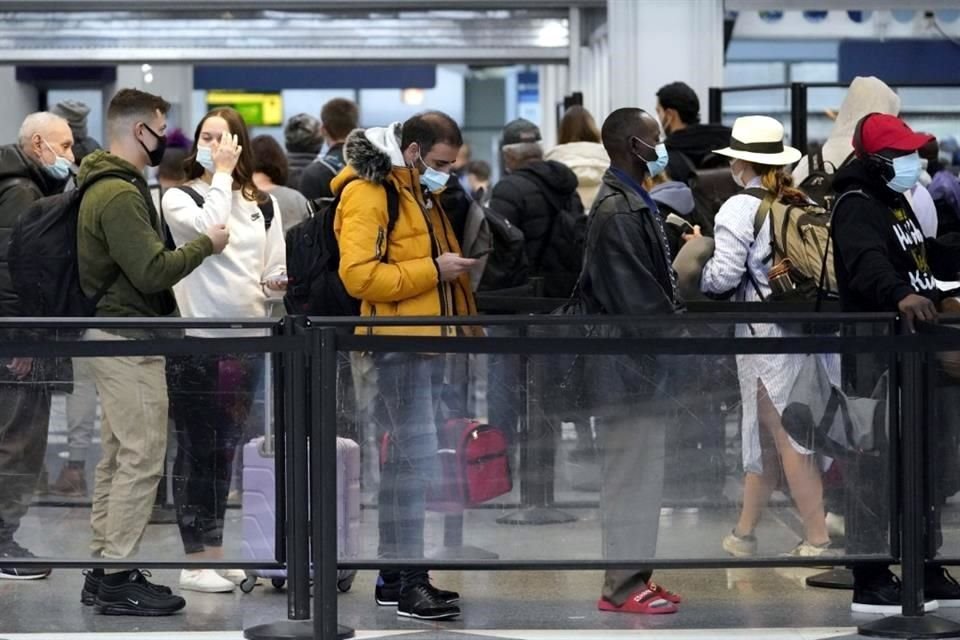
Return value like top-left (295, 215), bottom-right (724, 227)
top-left (713, 145), bottom-right (802, 166)
top-left (713, 115), bottom-right (802, 166)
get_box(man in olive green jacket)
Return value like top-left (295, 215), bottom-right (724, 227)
top-left (76, 89), bottom-right (228, 617)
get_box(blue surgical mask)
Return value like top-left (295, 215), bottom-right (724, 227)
top-left (884, 152), bottom-right (923, 193)
top-left (42, 140), bottom-right (72, 180)
top-left (196, 145), bottom-right (215, 174)
top-left (419, 156), bottom-right (450, 193)
top-left (634, 137), bottom-right (669, 177)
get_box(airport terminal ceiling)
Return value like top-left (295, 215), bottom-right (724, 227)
top-left (0, 2), bottom-right (604, 64)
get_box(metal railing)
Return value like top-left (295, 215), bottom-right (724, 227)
top-left (708, 81), bottom-right (960, 153)
top-left (2, 312), bottom-right (960, 640)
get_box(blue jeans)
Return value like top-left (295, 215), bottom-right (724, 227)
top-left (375, 353), bottom-right (442, 591)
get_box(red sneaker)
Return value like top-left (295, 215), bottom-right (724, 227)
top-left (597, 587), bottom-right (678, 615)
top-left (648, 581), bottom-right (682, 604)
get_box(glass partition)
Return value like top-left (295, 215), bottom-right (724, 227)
top-left (0, 321), bottom-right (281, 572)
top-left (325, 316), bottom-right (898, 572)
top-left (924, 319), bottom-right (960, 564)
top-left (0, 314), bottom-right (907, 593)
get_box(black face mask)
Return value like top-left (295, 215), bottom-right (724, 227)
top-left (139, 123), bottom-right (167, 167)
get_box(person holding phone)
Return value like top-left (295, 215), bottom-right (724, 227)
top-left (162, 107), bottom-right (286, 594)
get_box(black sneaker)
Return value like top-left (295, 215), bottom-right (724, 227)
top-left (376, 576), bottom-right (459, 606)
top-left (396, 583), bottom-right (460, 620)
top-left (0, 541), bottom-right (51, 580)
top-left (94, 569), bottom-right (185, 617)
top-left (82, 569), bottom-right (104, 605)
top-left (83, 568), bottom-right (174, 605)
top-left (926, 568), bottom-right (960, 608)
top-left (852, 571), bottom-right (938, 614)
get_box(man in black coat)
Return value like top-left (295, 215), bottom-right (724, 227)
top-left (488, 119), bottom-right (583, 299)
top-left (580, 108), bottom-right (684, 615)
top-left (832, 113), bottom-right (960, 613)
top-left (656, 82), bottom-right (732, 184)
top-left (0, 111), bottom-right (74, 580)
top-left (298, 98), bottom-right (358, 200)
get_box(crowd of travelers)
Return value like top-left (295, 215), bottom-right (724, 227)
top-left (1, 75), bottom-right (960, 621)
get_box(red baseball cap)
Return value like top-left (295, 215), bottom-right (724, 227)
top-left (856, 113), bottom-right (935, 156)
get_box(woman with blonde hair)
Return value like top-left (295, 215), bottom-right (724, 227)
top-left (698, 116), bottom-right (839, 558)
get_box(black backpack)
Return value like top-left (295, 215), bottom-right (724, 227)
top-left (532, 185), bottom-right (587, 298)
top-left (686, 166), bottom-right (739, 237)
top-left (283, 178), bottom-right (399, 316)
top-left (160, 185), bottom-right (274, 250)
top-left (477, 206), bottom-right (529, 292)
top-left (797, 150), bottom-right (855, 210)
top-left (7, 171), bottom-right (135, 318)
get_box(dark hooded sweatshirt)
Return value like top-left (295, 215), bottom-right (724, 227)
top-left (665, 123), bottom-right (733, 183)
top-left (0, 145), bottom-right (69, 317)
top-left (832, 158), bottom-right (960, 313)
top-left (488, 159), bottom-right (582, 297)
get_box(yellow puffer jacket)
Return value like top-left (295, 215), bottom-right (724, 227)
top-left (333, 124), bottom-right (478, 337)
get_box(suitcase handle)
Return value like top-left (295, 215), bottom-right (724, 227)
top-left (262, 353), bottom-right (275, 456)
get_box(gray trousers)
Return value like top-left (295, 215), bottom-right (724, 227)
top-left (598, 401), bottom-right (668, 605)
top-left (65, 357), bottom-right (98, 462)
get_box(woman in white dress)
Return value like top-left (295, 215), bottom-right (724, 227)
top-left (698, 116), bottom-right (837, 557)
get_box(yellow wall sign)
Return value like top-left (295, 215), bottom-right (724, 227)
top-left (206, 92), bottom-right (284, 126)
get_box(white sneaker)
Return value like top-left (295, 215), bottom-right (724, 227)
top-left (179, 569), bottom-right (236, 593)
top-left (218, 569), bottom-right (247, 586)
top-left (826, 512), bottom-right (846, 538)
top-left (785, 540), bottom-right (836, 558)
top-left (722, 530), bottom-right (758, 557)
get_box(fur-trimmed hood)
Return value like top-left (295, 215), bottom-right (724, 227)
top-left (342, 122), bottom-right (405, 184)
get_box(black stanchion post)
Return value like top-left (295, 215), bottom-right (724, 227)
top-left (497, 287), bottom-right (576, 525)
top-left (790, 82), bottom-right (808, 156)
top-left (313, 327), bottom-right (355, 640)
top-left (858, 341), bottom-right (960, 638)
top-left (708, 87), bottom-right (723, 125)
top-left (245, 317), bottom-right (315, 640)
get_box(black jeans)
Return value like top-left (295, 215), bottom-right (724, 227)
top-left (375, 354), bottom-right (443, 592)
top-left (0, 371), bottom-right (51, 544)
top-left (167, 354), bottom-right (256, 554)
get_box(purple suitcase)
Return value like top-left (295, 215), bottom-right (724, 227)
top-left (240, 435), bottom-right (361, 593)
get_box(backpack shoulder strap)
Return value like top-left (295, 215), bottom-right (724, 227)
top-left (173, 184), bottom-right (205, 208)
top-left (744, 188), bottom-right (776, 238)
top-left (384, 181), bottom-right (400, 235)
top-left (832, 189), bottom-right (870, 216)
top-left (317, 157), bottom-right (342, 176)
top-left (382, 181), bottom-right (401, 264)
top-left (259, 196), bottom-right (275, 230)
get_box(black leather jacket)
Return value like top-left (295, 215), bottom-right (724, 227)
top-left (580, 169), bottom-right (680, 322)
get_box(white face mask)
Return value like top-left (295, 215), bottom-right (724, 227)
top-left (731, 160), bottom-right (747, 188)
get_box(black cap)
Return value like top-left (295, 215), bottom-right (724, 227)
top-left (501, 118), bottom-right (542, 147)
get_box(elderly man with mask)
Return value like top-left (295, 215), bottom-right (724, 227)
top-left (0, 111), bottom-right (75, 579)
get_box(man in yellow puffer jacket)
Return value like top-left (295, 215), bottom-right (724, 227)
top-left (333, 112), bottom-right (477, 621)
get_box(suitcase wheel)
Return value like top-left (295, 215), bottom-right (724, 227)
top-left (272, 578), bottom-right (287, 590)
top-left (337, 571), bottom-right (356, 593)
top-left (239, 575), bottom-right (258, 594)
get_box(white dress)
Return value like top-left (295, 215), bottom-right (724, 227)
top-left (700, 178), bottom-right (840, 474)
